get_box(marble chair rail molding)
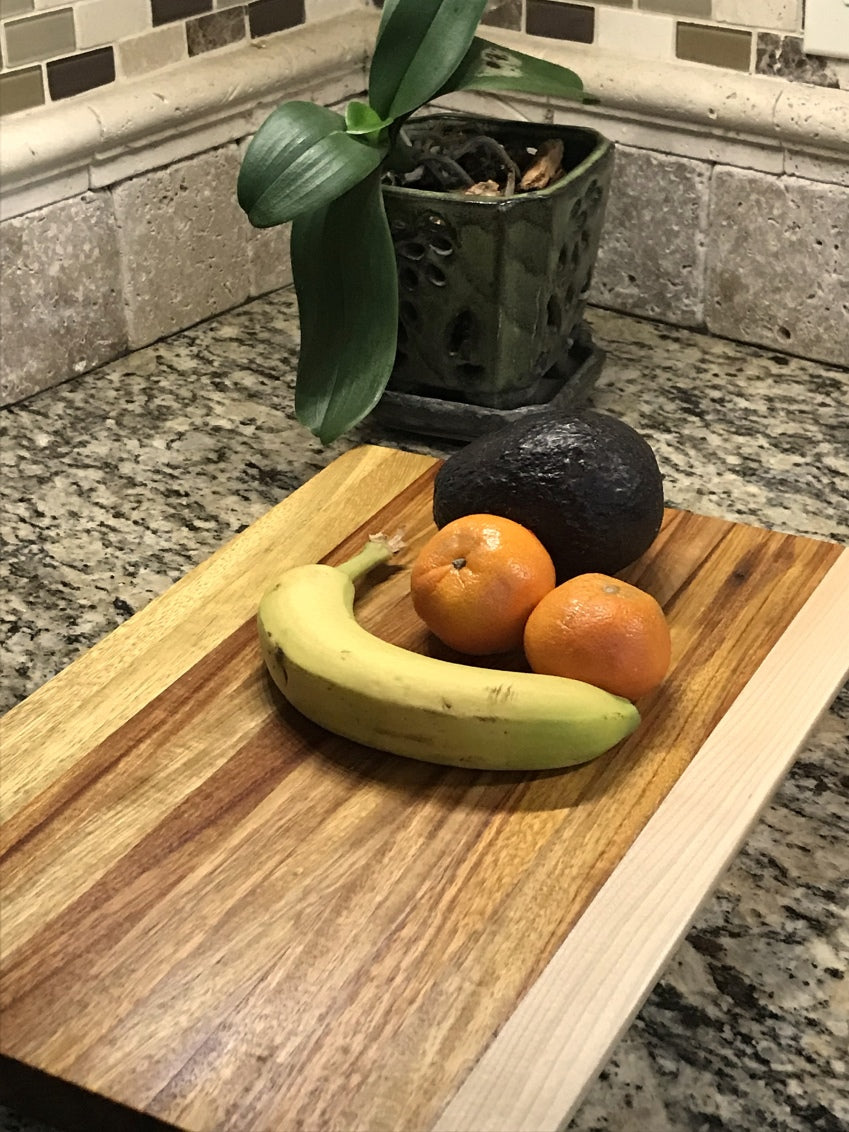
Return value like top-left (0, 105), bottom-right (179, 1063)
top-left (1, 4), bottom-right (847, 407)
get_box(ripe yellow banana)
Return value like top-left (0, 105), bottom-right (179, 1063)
top-left (257, 535), bottom-right (641, 771)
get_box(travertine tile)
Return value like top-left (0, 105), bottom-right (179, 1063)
top-left (0, 192), bottom-right (127, 404)
top-left (706, 167), bottom-right (849, 366)
top-left (186, 5), bottom-right (246, 54)
top-left (596, 8), bottom-right (674, 59)
top-left (304, 0), bottom-right (361, 19)
top-left (117, 24), bottom-right (187, 77)
top-left (481, 0), bottom-right (522, 29)
top-left (74, 0), bottom-right (151, 50)
top-left (590, 145), bottom-right (710, 326)
top-left (714, 1), bottom-right (802, 33)
top-left (248, 221), bottom-right (293, 296)
top-left (112, 146), bottom-right (253, 349)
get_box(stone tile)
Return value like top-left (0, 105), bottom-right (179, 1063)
top-left (305, 0), bottom-right (361, 19)
top-left (186, 5), bottom-right (246, 54)
top-left (713, 0), bottom-right (802, 33)
top-left (74, 0), bottom-right (151, 51)
top-left (590, 145), bottom-right (710, 327)
top-left (481, 0), bottom-right (522, 30)
top-left (0, 192), bottom-right (127, 405)
top-left (112, 145), bottom-right (252, 350)
top-left (705, 167), bottom-right (849, 366)
top-left (117, 24), bottom-right (187, 77)
top-left (596, 8), bottom-right (674, 59)
top-left (756, 33), bottom-right (845, 89)
top-left (248, 221), bottom-right (293, 296)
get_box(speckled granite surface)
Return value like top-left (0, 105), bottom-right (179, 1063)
top-left (1, 290), bottom-right (847, 1132)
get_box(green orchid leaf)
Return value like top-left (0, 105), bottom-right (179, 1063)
top-left (238, 101), bottom-right (385, 227)
top-left (369, 0), bottom-right (488, 121)
top-left (442, 36), bottom-right (597, 104)
top-left (376, 0), bottom-right (402, 40)
top-left (344, 100), bottom-right (392, 137)
top-left (291, 171), bottom-right (398, 445)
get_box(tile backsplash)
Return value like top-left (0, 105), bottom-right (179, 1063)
top-left (0, 0), bottom-right (364, 116)
top-left (490, 0), bottom-right (846, 87)
top-left (1, 1), bottom-right (844, 118)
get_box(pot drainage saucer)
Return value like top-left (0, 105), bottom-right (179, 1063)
top-left (370, 322), bottom-right (605, 443)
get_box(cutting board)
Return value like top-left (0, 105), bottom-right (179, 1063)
top-left (2, 444), bottom-right (848, 1132)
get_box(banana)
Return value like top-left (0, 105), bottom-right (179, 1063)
top-left (257, 535), bottom-right (641, 771)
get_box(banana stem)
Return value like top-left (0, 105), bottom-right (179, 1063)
top-left (336, 533), bottom-right (403, 583)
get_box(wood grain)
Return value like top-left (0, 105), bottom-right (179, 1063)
top-left (1, 444), bottom-right (845, 1132)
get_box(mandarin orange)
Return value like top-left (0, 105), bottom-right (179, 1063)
top-left (410, 514), bottom-right (556, 655)
top-left (523, 572), bottom-right (671, 701)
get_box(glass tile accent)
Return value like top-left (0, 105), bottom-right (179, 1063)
top-left (0, 0), bottom-right (34, 19)
top-left (46, 44), bottom-right (115, 99)
top-left (676, 22), bottom-right (752, 71)
top-left (639, 0), bottom-right (711, 16)
top-left (187, 6), bottom-right (246, 54)
top-left (248, 0), bottom-right (305, 38)
top-left (151, 0), bottom-right (212, 26)
top-left (4, 8), bottom-right (76, 68)
top-left (0, 64), bottom-right (45, 115)
top-left (526, 1), bottom-right (595, 44)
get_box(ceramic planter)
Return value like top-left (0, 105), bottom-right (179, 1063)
top-left (381, 115), bottom-right (614, 411)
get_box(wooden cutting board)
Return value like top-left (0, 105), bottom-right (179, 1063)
top-left (2, 444), bottom-right (848, 1132)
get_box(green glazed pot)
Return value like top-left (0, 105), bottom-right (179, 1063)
top-left (381, 115), bottom-right (614, 410)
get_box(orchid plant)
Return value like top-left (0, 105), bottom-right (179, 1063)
top-left (237, 0), bottom-right (594, 444)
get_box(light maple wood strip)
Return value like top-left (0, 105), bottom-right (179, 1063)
top-left (432, 548), bottom-right (849, 1132)
top-left (0, 445), bottom-right (437, 824)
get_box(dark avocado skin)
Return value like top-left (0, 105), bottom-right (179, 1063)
top-left (433, 410), bottom-right (665, 582)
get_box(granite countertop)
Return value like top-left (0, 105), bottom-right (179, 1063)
top-left (1, 289), bottom-right (847, 1132)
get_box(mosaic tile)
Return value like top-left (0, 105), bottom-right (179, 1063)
top-left (4, 8), bottom-right (75, 68)
top-left (187, 6), bottom-right (246, 54)
top-left (639, 0), bottom-right (711, 16)
top-left (151, 0), bottom-right (212, 26)
top-left (676, 21), bottom-right (752, 71)
top-left (526, 1), bottom-right (595, 43)
top-left (46, 44), bottom-right (115, 98)
top-left (756, 32), bottom-right (842, 88)
top-left (0, 63), bottom-right (44, 114)
top-left (248, 0), bottom-right (305, 37)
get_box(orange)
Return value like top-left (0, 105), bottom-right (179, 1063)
top-left (523, 573), bottom-right (671, 701)
top-left (410, 514), bottom-right (556, 655)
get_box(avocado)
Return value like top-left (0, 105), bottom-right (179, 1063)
top-left (432, 410), bottom-right (665, 581)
